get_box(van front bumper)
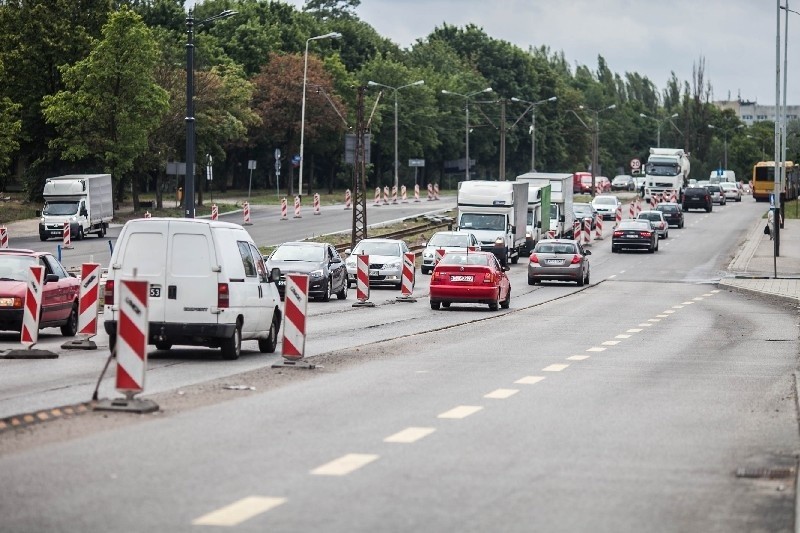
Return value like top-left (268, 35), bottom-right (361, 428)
top-left (104, 321), bottom-right (236, 344)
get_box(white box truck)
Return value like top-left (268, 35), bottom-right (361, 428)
top-left (643, 148), bottom-right (690, 202)
top-left (516, 172), bottom-right (574, 239)
top-left (38, 174), bottom-right (114, 241)
top-left (456, 180), bottom-right (528, 265)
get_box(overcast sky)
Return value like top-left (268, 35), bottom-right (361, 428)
top-left (267, 0), bottom-right (793, 105)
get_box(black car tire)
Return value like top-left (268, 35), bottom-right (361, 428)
top-left (99, 224), bottom-right (106, 238)
top-left (155, 341), bottom-right (172, 351)
top-left (611, 245), bottom-right (619, 253)
top-left (321, 277), bottom-right (332, 302)
top-left (585, 269), bottom-right (590, 284)
top-left (500, 290), bottom-right (510, 309)
top-left (258, 316), bottom-right (279, 353)
top-left (679, 221), bottom-right (684, 228)
top-left (60, 302), bottom-right (78, 337)
top-left (39, 233), bottom-right (48, 241)
top-left (442, 302), bottom-right (451, 309)
top-left (430, 301), bottom-right (441, 310)
top-left (77, 227), bottom-right (84, 240)
top-left (528, 277), bottom-right (535, 285)
top-left (577, 272), bottom-right (585, 287)
top-left (220, 321), bottom-right (242, 360)
top-left (489, 299), bottom-right (499, 311)
top-left (336, 278), bottom-right (348, 300)
top-left (706, 205), bottom-right (712, 212)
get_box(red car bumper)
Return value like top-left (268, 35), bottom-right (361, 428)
top-left (429, 285), bottom-right (499, 304)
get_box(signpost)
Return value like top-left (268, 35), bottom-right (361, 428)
top-left (247, 159), bottom-right (256, 200)
top-left (409, 158), bottom-right (425, 189)
top-left (630, 158), bottom-right (641, 172)
top-left (274, 148), bottom-right (281, 196)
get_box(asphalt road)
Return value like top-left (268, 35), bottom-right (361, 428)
top-left (0, 198), bottom-right (797, 532)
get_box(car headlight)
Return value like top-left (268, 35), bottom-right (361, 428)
top-left (525, 231), bottom-right (532, 238)
top-left (346, 259), bottom-right (356, 268)
top-left (423, 251), bottom-right (433, 259)
top-left (387, 259), bottom-right (402, 268)
top-left (309, 269), bottom-right (323, 279)
top-left (70, 216), bottom-right (77, 222)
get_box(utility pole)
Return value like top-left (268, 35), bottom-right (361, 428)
top-left (352, 86), bottom-right (367, 248)
top-left (499, 99), bottom-right (506, 180)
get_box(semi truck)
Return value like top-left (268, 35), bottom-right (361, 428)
top-left (38, 174), bottom-right (114, 241)
top-left (456, 180), bottom-right (528, 265)
top-left (643, 148), bottom-right (690, 203)
top-left (516, 172), bottom-right (574, 239)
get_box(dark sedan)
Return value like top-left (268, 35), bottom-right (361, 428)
top-left (573, 203), bottom-right (598, 230)
top-left (266, 242), bottom-right (348, 301)
top-left (612, 220), bottom-right (658, 253)
top-left (655, 202), bottom-right (684, 228)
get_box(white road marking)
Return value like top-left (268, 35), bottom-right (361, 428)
top-left (608, 274), bottom-right (617, 279)
top-left (567, 355), bottom-right (590, 361)
top-left (672, 305), bottom-right (684, 309)
top-left (515, 376), bottom-right (546, 385)
top-left (702, 293), bottom-right (713, 297)
top-left (693, 297), bottom-right (704, 301)
top-left (648, 318), bottom-right (661, 322)
top-left (415, 370), bottom-right (429, 374)
top-left (711, 289), bottom-right (721, 293)
top-left (311, 454), bottom-right (379, 476)
top-left (484, 388), bottom-right (519, 399)
top-left (662, 310), bottom-right (675, 314)
top-left (602, 340), bottom-right (620, 346)
top-left (542, 364), bottom-right (569, 372)
top-left (627, 328), bottom-right (643, 333)
top-left (384, 427), bottom-right (436, 443)
top-left (656, 314), bottom-right (668, 318)
top-left (638, 323), bottom-right (653, 327)
top-left (681, 301), bottom-right (695, 305)
top-left (438, 405), bottom-right (483, 419)
top-left (586, 347), bottom-right (607, 352)
top-left (615, 334), bottom-right (631, 339)
top-left (619, 270), bottom-right (626, 274)
top-left (192, 497), bottom-right (287, 526)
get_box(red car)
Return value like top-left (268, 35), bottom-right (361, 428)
top-left (0, 249), bottom-right (80, 336)
top-left (429, 251), bottom-right (511, 311)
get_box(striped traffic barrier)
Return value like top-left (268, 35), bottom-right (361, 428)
top-left (95, 278), bottom-right (158, 413)
top-left (383, 186), bottom-right (390, 205)
top-left (401, 185), bottom-right (408, 203)
top-left (615, 205), bottom-right (622, 227)
top-left (211, 204), bottom-right (218, 221)
top-left (595, 214), bottom-right (603, 240)
top-left (573, 220), bottom-right (581, 242)
top-left (0, 226), bottom-right (7, 248)
top-left (391, 185), bottom-right (398, 204)
top-left (144, 211), bottom-right (151, 219)
top-left (396, 252), bottom-right (417, 303)
top-left (63, 222), bottom-right (73, 249)
top-left (63, 263), bottom-right (101, 350)
top-left (583, 218), bottom-right (591, 245)
top-left (374, 187), bottom-right (381, 206)
top-left (427, 183), bottom-right (433, 201)
top-left (280, 197), bottom-right (288, 220)
top-left (20, 265), bottom-right (44, 348)
top-left (414, 184), bottom-right (420, 202)
top-left (273, 274), bottom-right (315, 368)
top-left (546, 230), bottom-right (556, 239)
top-left (313, 193), bottom-right (321, 215)
top-left (344, 189), bottom-right (351, 209)
top-left (433, 183), bottom-right (440, 200)
top-left (435, 248), bottom-right (446, 266)
top-left (242, 201), bottom-right (251, 225)
top-left (293, 196), bottom-right (301, 218)
top-left (628, 201), bottom-right (635, 219)
top-left (352, 254), bottom-right (374, 307)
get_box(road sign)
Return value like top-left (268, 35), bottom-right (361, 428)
top-left (274, 148), bottom-right (281, 160)
top-left (275, 160), bottom-right (281, 172)
top-left (409, 158), bottom-right (425, 167)
top-left (630, 158), bottom-right (641, 170)
top-left (248, 160), bottom-right (256, 170)
top-left (292, 154), bottom-right (301, 167)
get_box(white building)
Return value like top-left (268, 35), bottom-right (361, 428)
top-left (714, 99), bottom-right (800, 126)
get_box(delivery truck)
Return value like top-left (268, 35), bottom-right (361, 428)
top-left (38, 174), bottom-right (114, 241)
top-left (516, 172), bottom-right (574, 239)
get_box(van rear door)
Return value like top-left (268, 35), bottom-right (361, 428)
top-left (114, 220), bottom-right (169, 323)
top-left (164, 220), bottom-right (219, 326)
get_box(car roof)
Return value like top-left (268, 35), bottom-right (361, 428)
top-left (656, 202), bottom-right (679, 207)
top-left (0, 248), bottom-right (46, 258)
top-left (356, 238), bottom-right (404, 244)
top-left (278, 241), bottom-right (326, 247)
top-left (431, 231), bottom-right (474, 236)
top-left (618, 219), bottom-right (650, 227)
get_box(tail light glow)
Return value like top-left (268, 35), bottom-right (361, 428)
top-left (484, 272), bottom-right (493, 283)
top-left (613, 231), bottom-right (623, 237)
top-left (530, 253), bottom-right (539, 264)
top-left (104, 280), bottom-right (114, 305)
top-left (218, 283), bottom-right (230, 308)
top-left (571, 254), bottom-right (582, 264)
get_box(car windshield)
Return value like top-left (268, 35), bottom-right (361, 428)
top-left (593, 197), bottom-right (616, 205)
top-left (355, 241), bottom-right (401, 257)
top-left (658, 205), bottom-right (678, 212)
top-left (42, 201), bottom-right (79, 216)
top-left (270, 244), bottom-right (325, 262)
top-left (613, 176), bottom-right (629, 183)
top-left (574, 205), bottom-right (592, 215)
top-left (0, 255), bottom-right (36, 281)
top-left (536, 243), bottom-right (576, 254)
top-left (646, 161), bottom-right (680, 176)
top-left (459, 213), bottom-right (506, 231)
top-left (639, 213), bottom-right (661, 221)
top-left (618, 221), bottom-right (650, 230)
top-left (428, 234), bottom-right (470, 247)
top-left (440, 253), bottom-right (489, 266)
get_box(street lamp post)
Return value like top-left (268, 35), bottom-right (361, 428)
top-left (511, 96), bottom-right (557, 171)
top-left (298, 32), bottom-right (342, 200)
top-left (442, 87), bottom-right (492, 181)
top-left (707, 124), bottom-right (744, 169)
top-left (184, 8), bottom-right (237, 219)
top-left (367, 79), bottom-right (424, 195)
top-left (568, 104), bottom-right (616, 196)
top-left (639, 112), bottom-right (679, 148)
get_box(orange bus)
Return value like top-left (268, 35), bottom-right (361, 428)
top-left (751, 161), bottom-right (799, 202)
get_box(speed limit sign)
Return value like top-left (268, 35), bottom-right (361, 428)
top-left (630, 158), bottom-right (641, 171)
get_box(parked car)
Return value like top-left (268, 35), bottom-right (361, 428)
top-left (420, 231), bottom-right (480, 275)
top-left (573, 203), bottom-right (598, 230)
top-left (681, 186), bottom-right (713, 212)
top-left (655, 202), bottom-right (685, 228)
top-left (429, 251), bottom-right (510, 311)
top-left (636, 210), bottom-right (669, 239)
top-left (706, 184), bottom-right (727, 205)
top-left (527, 239), bottom-right (591, 286)
top-left (345, 238), bottom-right (410, 289)
top-left (591, 195), bottom-right (621, 220)
top-left (611, 174), bottom-right (635, 191)
top-left (0, 248), bottom-right (80, 336)
top-left (612, 219), bottom-right (658, 253)
top-left (266, 242), bottom-right (347, 301)
top-left (719, 181), bottom-right (742, 202)
top-left (597, 176), bottom-right (612, 192)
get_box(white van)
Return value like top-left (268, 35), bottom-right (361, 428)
top-left (103, 218), bottom-right (282, 360)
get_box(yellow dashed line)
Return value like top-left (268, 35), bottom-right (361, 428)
top-left (484, 389), bottom-right (519, 399)
top-left (192, 496), bottom-right (287, 526)
top-left (36, 412), bottom-right (48, 421)
top-left (542, 364), bottom-right (569, 372)
top-left (567, 355), bottom-right (590, 361)
top-left (384, 427), bottom-right (436, 443)
top-left (515, 376), bottom-right (545, 385)
top-left (438, 406), bottom-right (483, 419)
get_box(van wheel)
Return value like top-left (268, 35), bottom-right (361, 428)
top-left (258, 315), bottom-right (278, 353)
top-left (60, 302), bottom-right (78, 337)
top-left (221, 322), bottom-right (242, 360)
top-left (77, 227), bottom-right (84, 240)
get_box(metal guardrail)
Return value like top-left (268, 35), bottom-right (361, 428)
top-left (334, 217), bottom-right (453, 254)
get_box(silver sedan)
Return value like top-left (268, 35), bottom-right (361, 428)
top-left (528, 239), bottom-right (591, 286)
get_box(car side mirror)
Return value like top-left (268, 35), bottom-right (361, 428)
top-left (584, 250), bottom-right (592, 256)
top-left (44, 274), bottom-right (59, 284)
top-left (502, 265), bottom-right (510, 271)
top-left (510, 225), bottom-right (515, 233)
top-left (80, 207), bottom-right (88, 217)
top-left (269, 267), bottom-right (281, 283)
top-left (559, 215), bottom-right (565, 222)
top-left (344, 248), bottom-right (352, 255)
top-left (536, 221), bottom-right (541, 229)
top-left (330, 257), bottom-right (341, 264)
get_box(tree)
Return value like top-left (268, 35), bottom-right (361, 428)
top-left (42, 7), bottom-right (169, 205)
top-left (303, 0), bottom-right (361, 20)
top-left (0, 61), bottom-right (22, 189)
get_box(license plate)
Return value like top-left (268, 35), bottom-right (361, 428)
top-left (450, 275), bottom-right (473, 282)
top-left (545, 259), bottom-right (562, 265)
top-left (369, 269), bottom-right (379, 276)
top-left (277, 280), bottom-right (285, 286)
top-left (149, 286), bottom-right (161, 297)
top-left (626, 234), bottom-right (636, 238)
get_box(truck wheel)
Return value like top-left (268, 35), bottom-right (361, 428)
top-left (155, 341), bottom-right (172, 351)
top-left (220, 321), bottom-right (242, 360)
top-left (98, 224), bottom-right (106, 237)
top-left (510, 254), bottom-right (519, 265)
top-left (39, 233), bottom-right (48, 242)
top-left (77, 227), bottom-right (84, 240)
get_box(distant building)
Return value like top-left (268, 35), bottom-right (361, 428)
top-left (714, 99), bottom-right (800, 126)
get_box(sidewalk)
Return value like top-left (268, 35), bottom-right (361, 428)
top-left (721, 216), bottom-right (800, 303)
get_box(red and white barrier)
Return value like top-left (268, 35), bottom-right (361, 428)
top-left (391, 185), bottom-right (398, 204)
top-left (280, 197), bottom-right (288, 220)
top-left (374, 187), bottom-right (381, 206)
top-left (399, 252), bottom-right (415, 298)
top-left (628, 201), bottom-right (635, 220)
top-left (595, 214), bottom-right (603, 240)
top-left (20, 265), bottom-right (44, 347)
top-left (63, 222), bottom-right (72, 249)
top-left (344, 189), bottom-right (351, 209)
top-left (401, 185), bottom-right (408, 203)
top-left (356, 254), bottom-right (370, 302)
top-left (0, 226), bottom-right (7, 248)
top-left (78, 263), bottom-right (100, 338)
top-left (573, 220), bottom-right (581, 242)
top-left (546, 230), bottom-right (556, 239)
top-left (635, 198), bottom-right (642, 216)
top-left (243, 201), bottom-right (251, 224)
top-left (313, 193), bottom-right (321, 215)
top-left (383, 186), bottom-right (390, 205)
top-left (615, 205), bottom-right (622, 227)
top-left (467, 246), bottom-right (479, 252)
top-left (414, 184), bottom-right (420, 202)
top-left (670, 191), bottom-right (678, 203)
top-left (435, 248), bottom-right (446, 265)
top-left (281, 274), bottom-right (308, 360)
top-left (211, 204), bottom-right (218, 221)
top-left (115, 279), bottom-right (149, 394)
top-left (433, 183), bottom-right (440, 200)
top-left (427, 183), bottom-right (434, 201)
top-left (144, 211), bottom-right (152, 219)
top-left (293, 196), bottom-right (301, 218)
top-left (583, 218), bottom-right (591, 245)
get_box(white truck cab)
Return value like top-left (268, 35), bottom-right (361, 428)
top-left (103, 218), bottom-right (282, 360)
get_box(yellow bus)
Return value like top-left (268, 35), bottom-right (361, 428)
top-left (751, 161), bottom-right (799, 202)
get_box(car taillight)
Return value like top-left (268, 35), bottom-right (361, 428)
top-left (104, 280), bottom-right (114, 305)
top-left (484, 272), bottom-right (493, 283)
top-left (218, 283), bottom-right (229, 308)
top-left (613, 231), bottom-right (623, 237)
top-left (530, 253), bottom-right (539, 264)
top-left (641, 231), bottom-right (652, 237)
top-left (571, 254), bottom-right (581, 264)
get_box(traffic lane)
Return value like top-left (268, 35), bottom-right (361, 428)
top-left (2, 282), bottom-right (795, 532)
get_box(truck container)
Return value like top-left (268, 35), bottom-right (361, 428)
top-left (643, 148), bottom-right (690, 203)
top-left (516, 172), bottom-right (574, 239)
top-left (38, 174), bottom-right (113, 241)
